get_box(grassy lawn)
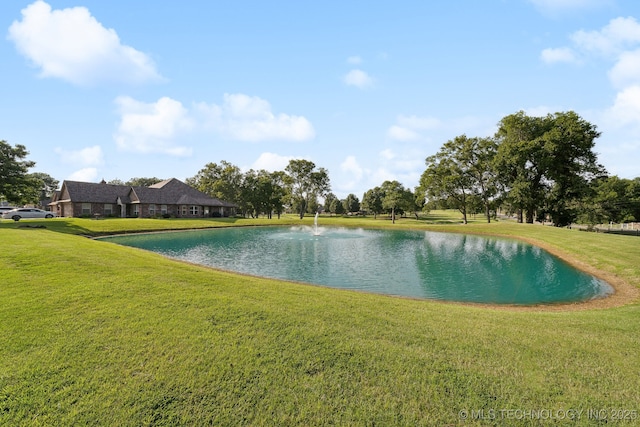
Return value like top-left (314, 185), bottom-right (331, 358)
top-left (1, 212), bottom-right (639, 425)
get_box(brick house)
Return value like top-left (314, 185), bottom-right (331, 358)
top-left (50, 178), bottom-right (236, 218)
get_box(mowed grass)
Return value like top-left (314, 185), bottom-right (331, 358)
top-left (1, 213), bottom-right (640, 425)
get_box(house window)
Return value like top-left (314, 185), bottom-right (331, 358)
top-left (82, 203), bottom-right (91, 215)
top-left (104, 204), bottom-right (113, 215)
top-left (181, 205), bottom-right (187, 216)
top-left (149, 204), bottom-right (156, 216)
top-left (161, 205), bottom-right (168, 215)
top-left (133, 204), bottom-right (139, 217)
top-left (190, 206), bottom-right (199, 215)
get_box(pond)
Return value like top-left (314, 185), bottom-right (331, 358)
top-left (103, 226), bottom-right (613, 305)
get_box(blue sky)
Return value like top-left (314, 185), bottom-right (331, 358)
top-left (2, 0), bottom-right (640, 199)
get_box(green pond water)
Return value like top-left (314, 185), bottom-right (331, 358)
top-left (104, 226), bottom-right (613, 305)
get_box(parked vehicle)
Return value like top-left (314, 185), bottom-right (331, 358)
top-left (0, 206), bottom-right (18, 215)
top-left (1, 208), bottom-right (55, 221)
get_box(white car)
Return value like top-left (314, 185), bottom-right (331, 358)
top-left (0, 206), bottom-right (17, 215)
top-left (1, 208), bottom-right (56, 221)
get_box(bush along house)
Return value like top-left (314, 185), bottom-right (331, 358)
top-left (49, 178), bottom-right (236, 218)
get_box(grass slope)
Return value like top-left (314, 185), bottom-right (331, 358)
top-left (1, 214), bottom-right (639, 425)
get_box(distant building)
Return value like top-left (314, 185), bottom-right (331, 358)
top-left (49, 178), bottom-right (236, 218)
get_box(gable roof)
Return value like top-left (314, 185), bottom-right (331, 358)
top-left (59, 180), bottom-right (132, 204)
top-left (140, 178), bottom-right (235, 207)
top-left (57, 178), bottom-right (236, 207)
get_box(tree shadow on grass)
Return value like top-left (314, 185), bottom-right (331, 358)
top-left (0, 216), bottom-right (243, 237)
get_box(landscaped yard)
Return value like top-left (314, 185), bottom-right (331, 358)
top-left (1, 213), bottom-right (639, 425)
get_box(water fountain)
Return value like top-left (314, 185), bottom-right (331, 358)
top-left (313, 211), bottom-right (320, 236)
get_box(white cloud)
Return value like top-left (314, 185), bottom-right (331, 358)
top-left (370, 167), bottom-right (397, 187)
top-left (55, 145), bottom-right (104, 166)
top-left (333, 148), bottom-right (428, 197)
top-left (380, 149), bottom-right (396, 160)
top-left (333, 148), bottom-right (425, 195)
top-left (608, 49), bottom-right (640, 89)
top-left (114, 96), bottom-right (194, 156)
top-left (7, 0), bottom-right (163, 86)
top-left (380, 112), bottom-right (502, 190)
top-left (195, 93), bottom-right (315, 142)
top-left (603, 85), bottom-right (640, 128)
top-left (343, 69), bottom-right (374, 88)
top-left (590, 85), bottom-right (640, 178)
top-left (543, 17), bottom-right (640, 69)
top-left (541, 17), bottom-right (640, 137)
top-left (571, 17), bottom-right (640, 57)
top-left (540, 47), bottom-right (578, 64)
top-left (334, 155), bottom-right (368, 194)
top-left (340, 155), bottom-right (364, 180)
top-left (376, 148), bottom-right (424, 188)
top-left (67, 167), bottom-right (98, 182)
top-left (387, 115), bottom-right (443, 141)
top-left (387, 126), bottom-right (421, 141)
top-left (251, 152), bottom-right (295, 171)
top-left (388, 113), bottom-right (497, 147)
top-left (113, 93), bottom-right (314, 155)
top-left (575, 20), bottom-right (640, 173)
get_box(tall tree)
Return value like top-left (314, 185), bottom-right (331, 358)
top-left (28, 172), bottom-right (59, 207)
top-left (239, 169), bottom-right (286, 218)
top-left (0, 140), bottom-right (36, 205)
top-left (284, 159), bottom-right (330, 219)
top-left (540, 111), bottom-right (604, 226)
top-left (362, 187), bottom-right (383, 218)
top-left (494, 112), bottom-right (551, 223)
top-left (268, 171), bottom-right (287, 219)
top-left (418, 135), bottom-right (498, 224)
top-left (495, 111), bottom-right (604, 226)
top-left (577, 175), bottom-right (624, 225)
top-left (343, 193), bottom-right (360, 214)
top-left (187, 160), bottom-right (243, 204)
top-left (463, 137), bottom-right (499, 222)
top-left (578, 176), bottom-right (640, 224)
top-left (418, 136), bottom-right (482, 224)
top-left (402, 187), bottom-right (421, 219)
top-left (627, 178), bottom-right (640, 222)
top-left (240, 169), bottom-right (261, 217)
top-left (380, 180), bottom-right (409, 224)
top-left (29, 172), bottom-right (59, 197)
top-left (413, 185), bottom-right (427, 218)
top-left (331, 198), bottom-right (345, 215)
top-left (324, 193), bottom-right (339, 215)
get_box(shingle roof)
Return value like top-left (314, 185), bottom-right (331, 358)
top-left (145, 178), bottom-right (236, 207)
top-left (61, 181), bottom-right (132, 204)
top-left (60, 178), bottom-right (236, 207)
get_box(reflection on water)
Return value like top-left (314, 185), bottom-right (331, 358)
top-left (413, 234), bottom-right (572, 303)
top-left (104, 226), bottom-right (613, 305)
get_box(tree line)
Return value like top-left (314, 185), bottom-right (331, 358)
top-left (417, 110), bottom-right (640, 226)
top-left (2, 110), bottom-right (639, 226)
top-left (184, 159), bottom-right (422, 223)
top-left (185, 110), bottom-right (640, 227)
